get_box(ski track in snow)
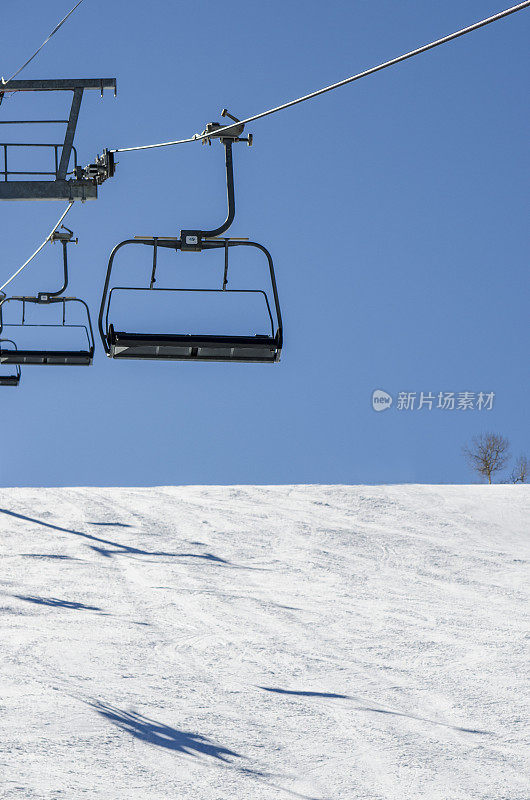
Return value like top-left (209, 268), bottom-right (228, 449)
top-left (0, 484), bottom-right (528, 799)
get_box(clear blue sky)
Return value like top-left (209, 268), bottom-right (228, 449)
top-left (1, 0), bottom-right (528, 486)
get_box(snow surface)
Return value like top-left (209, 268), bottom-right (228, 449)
top-left (0, 484), bottom-right (528, 800)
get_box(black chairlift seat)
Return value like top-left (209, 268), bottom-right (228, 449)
top-left (0, 374), bottom-right (20, 385)
top-left (107, 328), bottom-right (281, 363)
top-left (0, 339), bottom-right (21, 385)
top-left (0, 346), bottom-right (93, 366)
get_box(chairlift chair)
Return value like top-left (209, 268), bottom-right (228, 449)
top-left (0, 227), bottom-right (95, 366)
top-left (0, 339), bottom-right (21, 385)
top-left (99, 111), bottom-right (282, 363)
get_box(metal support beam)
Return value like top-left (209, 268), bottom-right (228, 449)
top-left (57, 88), bottom-right (83, 179)
top-left (0, 79), bottom-right (117, 93)
top-left (0, 120), bottom-right (69, 125)
top-left (0, 77), bottom-right (116, 200)
top-left (0, 180), bottom-right (97, 201)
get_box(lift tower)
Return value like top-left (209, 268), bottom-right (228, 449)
top-left (0, 78), bottom-right (117, 201)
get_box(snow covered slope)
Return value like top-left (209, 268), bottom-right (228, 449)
top-left (1, 485), bottom-right (528, 800)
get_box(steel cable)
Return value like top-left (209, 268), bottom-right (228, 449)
top-left (112, 1), bottom-right (530, 153)
top-left (0, 203), bottom-right (74, 296)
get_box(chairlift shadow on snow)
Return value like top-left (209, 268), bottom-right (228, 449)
top-left (356, 706), bottom-right (492, 735)
top-left (14, 595), bottom-right (103, 612)
top-left (259, 687), bottom-right (492, 735)
top-left (20, 553), bottom-right (77, 560)
top-left (88, 521), bottom-right (133, 528)
top-left (260, 687), bottom-right (350, 699)
top-left (0, 507), bottom-right (263, 570)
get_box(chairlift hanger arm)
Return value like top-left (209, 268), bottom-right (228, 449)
top-left (181, 111), bottom-right (252, 246)
top-left (38, 226), bottom-right (77, 299)
top-left (198, 140), bottom-right (235, 239)
top-left (49, 239), bottom-right (69, 297)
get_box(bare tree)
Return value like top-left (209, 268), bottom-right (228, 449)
top-left (463, 432), bottom-right (511, 484)
top-left (509, 455), bottom-right (529, 484)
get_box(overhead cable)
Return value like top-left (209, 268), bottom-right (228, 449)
top-left (0, 203), bottom-right (74, 296)
top-left (112, 1), bottom-right (530, 154)
top-left (1, 0), bottom-right (86, 87)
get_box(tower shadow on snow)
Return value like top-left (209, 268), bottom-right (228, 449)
top-left (87, 702), bottom-right (320, 798)
top-left (89, 701), bottom-right (240, 761)
top-left (0, 508), bottom-right (239, 566)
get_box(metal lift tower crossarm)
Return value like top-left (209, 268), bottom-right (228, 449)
top-left (0, 78), bottom-right (117, 201)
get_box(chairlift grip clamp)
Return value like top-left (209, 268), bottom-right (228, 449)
top-left (50, 225), bottom-right (78, 245)
top-left (179, 230), bottom-right (203, 251)
top-left (199, 110), bottom-right (253, 146)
